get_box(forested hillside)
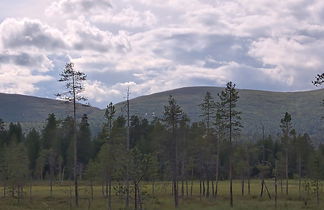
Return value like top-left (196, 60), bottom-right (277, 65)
top-left (1, 87), bottom-right (324, 142)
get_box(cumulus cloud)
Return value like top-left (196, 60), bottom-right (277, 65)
top-left (0, 18), bottom-right (67, 51)
top-left (0, 52), bottom-right (54, 72)
top-left (0, 64), bottom-right (53, 94)
top-left (2, 0), bottom-right (324, 106)
top-left (46, 0), bottom-right (112, 17)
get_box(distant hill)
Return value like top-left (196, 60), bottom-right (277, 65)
top-left (121, 87), bottom-right (324, 142)
top-left (0, 93), bottom-right (105, 134)
top-left (1, 87), bottom-right (324, 142)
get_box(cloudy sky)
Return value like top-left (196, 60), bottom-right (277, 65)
top-left (1, 0), bottom-right (324, 107)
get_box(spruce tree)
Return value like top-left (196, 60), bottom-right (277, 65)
top-left (218, 81), bottom-right (242, 207)
top-left (280, 112), bottom-right (293, 195)
top-left (163, 95), bottom-right (184, 208)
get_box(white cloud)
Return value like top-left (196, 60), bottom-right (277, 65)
top-left (91, 7), bottom-right (157, 28)
top-left (2, 0), bottom-right (324, 105)
top-left (0, 18), bottom-right (67, 51)
top-left (46, 0), bottom-right (112, 17)
top-left (0, 64), bottom-right (53, 94)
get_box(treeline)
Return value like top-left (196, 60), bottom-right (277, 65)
top-left (0, 82), bottom-right (324, 208)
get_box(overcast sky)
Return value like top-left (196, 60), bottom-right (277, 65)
top-left (1, 0), bottom-right (324, 107)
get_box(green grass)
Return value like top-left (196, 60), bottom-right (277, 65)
top-left (1, 179), bottom-right (323, 209)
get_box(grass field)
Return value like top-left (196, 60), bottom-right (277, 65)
top-left (1, 179), bottom-right (323, 210)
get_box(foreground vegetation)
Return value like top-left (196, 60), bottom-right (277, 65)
top-left (1, 180), bottom-right (323, 210)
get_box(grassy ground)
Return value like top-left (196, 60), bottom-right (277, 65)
top-left (0, 179), bottom-right (323, 209)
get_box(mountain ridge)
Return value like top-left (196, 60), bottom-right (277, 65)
top-left (1, 86), bottom-right (324, 142)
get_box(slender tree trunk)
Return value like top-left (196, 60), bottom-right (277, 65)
top-left (3, 183), bottom-right (6, 198)
top-left (125, 88), bottom-right (130, 209)
top-left (152, 180), bottom-right (155, 197)
top-left (241, 173), bottom-right (245, 196)
top-left (206, 177), bottom-right (210, 198)
top-left (203, 179), bottom-right (205, 197)
top-left (212, 180), bottom-right (215, 198)
top-left (50, 170), bottom-right (53, 197)
top-left (229, 94), bottom-right (233, 208)
top-left (101, 182), bottom-right (105, 197)
top-left (108, 178), bottom-right (112, 210)
top-left (72, 78), bottom-right (79, 207)
top-left (316, 179), bottom-right (320, 206)
top-left (298, 154), bottom-right (302, 198)
top-left (275, 160), bottom-right (278, 209)
top-left (138, 185), bottom-right (143, 210)
top-left (260, 178), bottom-right (264, 198)
top-left (105, 179), bottom-right (108, 198)
top-left (134, 182), bottom-right (138, 210)
top-left (186, 179), bottom-right (189, 198)
top-left (285, 150), bottom-right (289, 195)
top-left (172, 123), bottom-right (179, 208)
top-left (90, 180), bottom-right (93, 201)
top-left (190, 168), bottom-right (193, 197)
top-left (247, 167), bottom-right (250, 195)
top-left (229, 155), bottom-right (233, 207)
top-left (29, 182), bottom-right (32, 201)
top-left (199, 178), bottom-right (202, 200)
top-left (215, 143), bottom-right (219, 199)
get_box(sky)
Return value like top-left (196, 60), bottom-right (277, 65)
top-left (1, 0), bottom-right (324, 108)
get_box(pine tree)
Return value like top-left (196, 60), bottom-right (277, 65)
top-left (163, 95), bottom-right (184, 208)
top-left (57, 62), bottom-right (87, 206)
top-left (218, 81), bottom-right (242, 207)
top-left (199, 91), bottom-right (215, 136)
top-left (78, 114), bottom-right (92, 167)
top-left (104, 102), bottom-right (116, 210)
top-left (280, 112), bottom-right (293, 195)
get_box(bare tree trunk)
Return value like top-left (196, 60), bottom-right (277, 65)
top-left (215, 150), bottom-right (219, 199)
top-left (247, 169), bottom-right (251, 195)
top-left (90, 180), bottom-right (93, 201)
top-left (105, 179), bottom-right (108, 198)
top-left (186, 179), bottom-right (189, 198)
top-left (202, 179), bottom-right (205, 197)
top-left (101, 182), bottom-right (105, 198)
top-left (181, 177), bottom-right (184, 199)
top-left (3, 183), bottom-right (6, 198)
top-left (260, 179), bottom-right (264, 198)
top-left (285, 150), bottom-right (289, 195)
top-left (138, 185), bottom-right (143, 210)
top-left (29, 182), bottom-right (32, 201)
top-left (229, 151), bottom-right (233, 207)
top-left (316, 179), bottom-right (320, 206)
top-left (134, 182), bottom-right (138, 210)
top-left (241, 173), bottom-right (245, 196)
top-left (17, 185), bottom-right (20, 204)
top-left (212, 180), bottom-right (215, 198)
top-left (298, 154), bottom-right (302, 198)
top-left (275, 160), bottom-right (278, 209)
top-left (206, 177), bottom-right (210, 198)
top-left (73, 84), bottom-right (79, 207)
top-left (199, 178), bottom-right (202, 200)
top-left (69, 182), bottom-right (73, 209)
top-left (125, 88), bottom-right (130, 209)
top-left (190, 168), bottom-right (193, 197)
top-left (108, 178), bottom-right (112, 210)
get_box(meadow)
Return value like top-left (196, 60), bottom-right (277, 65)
top-left (0, 179), bottom-right (323, 210)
